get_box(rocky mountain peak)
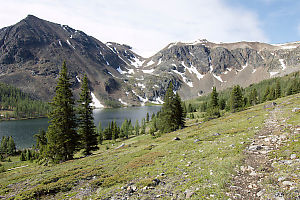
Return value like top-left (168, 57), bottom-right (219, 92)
top-left (0, 15), bottom-right (299, 107)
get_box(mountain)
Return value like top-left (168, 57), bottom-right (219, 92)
top-left (0, 15), bottom-right (143, 106)
top-left (127, 39), bottom-right (300, 102)
top-left (0, 15), bottom-right (299, 106)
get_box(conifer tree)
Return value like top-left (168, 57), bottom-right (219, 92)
top-left (158, 82), bottom-right (184, 133)
top-left (7, 136), bottom-right (16, 155)
top-left (135, 120), bottom-right (140, 135)
top-left (263, 86), bottom-right (270, 102)
top-left (230, 85), bottom-right (244, 112)
top-left (97, 122), bottom-right (103, 145)
top-left (275, 80), bottom-right (281, 99)
top-left (146, 113), bottom-right (149, 122)
top-left (46, 62), bottom-right (78, 162)
top-left (0, 136), bottom-right (8, 154)
top-left (77, 74), bottom-right (99, 156)
top-left (174, 93), bottom-right (185, 128)
top-left (210, 87), bottom-right (219, 108)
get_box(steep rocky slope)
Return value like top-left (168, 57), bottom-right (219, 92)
top-left (129, 39), bottom-right (300, 102)
top-left (0, 15), bottom-right (299, 106)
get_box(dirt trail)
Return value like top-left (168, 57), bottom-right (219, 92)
top-left (228, 102), bottom-right (299, 199)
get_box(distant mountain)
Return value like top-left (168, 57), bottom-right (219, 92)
top-left (0, 15), bottom-right (299, 107)
top-left (127, 39), bottom-right (300, 102)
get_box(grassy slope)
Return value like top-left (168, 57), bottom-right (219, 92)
top-left (0, 94), bottom-right (299, 199)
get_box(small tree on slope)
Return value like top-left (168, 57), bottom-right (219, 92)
top-left (77, 74), bottom-right (99, 156)
top-left (46, 62), bottom-right (78, 162)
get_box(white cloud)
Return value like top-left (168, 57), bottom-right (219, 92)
top-left (0, 0), bottom-right (268, 57)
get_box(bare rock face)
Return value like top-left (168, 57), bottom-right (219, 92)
top-left (0, 15), bottom-right (299, 106)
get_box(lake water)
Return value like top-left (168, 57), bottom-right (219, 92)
top-left (0, 106), bottom-right (161, 149)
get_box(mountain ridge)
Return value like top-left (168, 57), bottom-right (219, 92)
top-left (0, 15), bottom-right (299, 106)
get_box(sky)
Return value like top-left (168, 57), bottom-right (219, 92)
top-left (0, 0), bottom-right (299, 57)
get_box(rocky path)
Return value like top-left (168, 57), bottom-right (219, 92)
top-left (228, 102), bottom-right (299, 199)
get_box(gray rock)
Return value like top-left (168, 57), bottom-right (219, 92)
top-left (292, 107), bottom-right (300, 112)
top-left (115, 143), bottom-right (125, 149)
top-left (290, 154), bottom-right (296, 159)
top-left (185, 189), bottom-right (194, 198)
top-left (194, 139), bottom-right (200, 143)
top-left (264, 102), bottom-right (277, 109)
top-left (248, 145), bottom-right (263, 151)
top-left (174, 137), bottom-right (181, 141)
top-left (282, 181), bottom-right (295, 186)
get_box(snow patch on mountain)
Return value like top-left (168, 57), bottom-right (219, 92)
top-left (157, 58), bottom-right (162, 65)
top-left (252, 69), bottom-right (257, 74)
top-left (172, 69), bottom-right (193, 87)
top-left (118, 98), bottom-right (128, 106)
top-left (132, 90), bottom-right (148, 106)
top-left (117, 66), bottom-right (126, 74)
top-left (279, 59), bottom-right (286, 70)
top-left (130, 57), bottom-right (144, 68)
top-left (137, 83), bottom-right (146, 89)
top-left (142, 69), bottom-right (154, 74)
top-left (270, 71), bottom-right (279, 77)
top-left (66, 39), bottom-right (75, 49)
top-left (76, 76), bottom-right (81, 83)
top-left (213, 74), bottom-right (223, 82)
top-left (150, 96), bottom-right (164, 104)
top-left (91, 92), bottom-right (104, 108)
top-left (146, 60), bottom-right (155, 66)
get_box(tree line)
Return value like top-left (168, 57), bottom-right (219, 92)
top-left (190, 71), bottom-right (300, 119)
top-left (0, 83), bottom-right (50, 120)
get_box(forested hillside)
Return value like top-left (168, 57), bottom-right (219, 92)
top-left (0, 83), bottom-right (50, 120)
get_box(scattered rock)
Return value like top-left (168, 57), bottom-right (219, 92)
top-left (214, 133), bottom-right (221, 136)
top-left (282, 181), bottom-right (295, 187)
top-left (278, 176), bottom-right (287, 182)
top-left (264, 102), bottom-right (277, 109)
top-left (290, 154), bottom-right (296, 159)
top-left (194, 139), bottom-right (200, 143)
top-left (249, 171), bottom-right (257, 176)
top-left (292, 107), bottom-right (300, 112)
top-left (248, 145), bottom-right (262, 151)
top-left (152, 178), bottom-right (160, 186)
top-left (173, 137), bottom-right (181, 141)
top-left (185, 189), bottom-right (194, 198)
top-left (115, 143), bottom-right (125, 149)
top-left (257, 190), bottom-right (264, 197)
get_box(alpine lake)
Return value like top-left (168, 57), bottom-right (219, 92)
top-left (0, 106), bottom-right (161, 149)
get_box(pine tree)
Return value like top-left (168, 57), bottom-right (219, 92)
top-left (77, 74), bottom-right (99, 156)
top-left (7, 136), bottom-right (16, 155)
top-left (20, 152), bottom-right (25, 161)
top-left (146, 113), bottom-right (149, 122)
top-left (230, 85), bottom-right (244, 112)
top-left (275, 80), bottom-right (281, 99)
top-left (97, 122), bottom-right (103, 145)
top-left (135, 120), bottom-right (140, 135)
top-left (174, 93), bottom-right (185, 128)
top-left (140, 118), bottom-right (146, 135)
top-left (210, 87), bottom-right (219, 108)
top-left (158, 82), bottom-right (184, 133)
top-left (46, 62), bottom-right (79, 162)
top-left (0, 136), bottom-right (8, 154)
top-left (159, 82), bottom-right (176, 133)
top-left (263, 86), bottom-right (270, 102)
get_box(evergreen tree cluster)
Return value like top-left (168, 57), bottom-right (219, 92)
top-left (36, 62), bottom-right (99, 163)
top-left (155, 82), bottom-right (185, 133)
top-left (0, 83), bottom-right (50, 120)
top-left (0, 136), bottom-right (16, 156)
top-left (191, 71), bottom-right (300, 120)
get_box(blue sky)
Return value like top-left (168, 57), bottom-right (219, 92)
top-left (228, 0), bottom-right (300, 44)
top-left (0, 0), bottom-right (299, 57)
